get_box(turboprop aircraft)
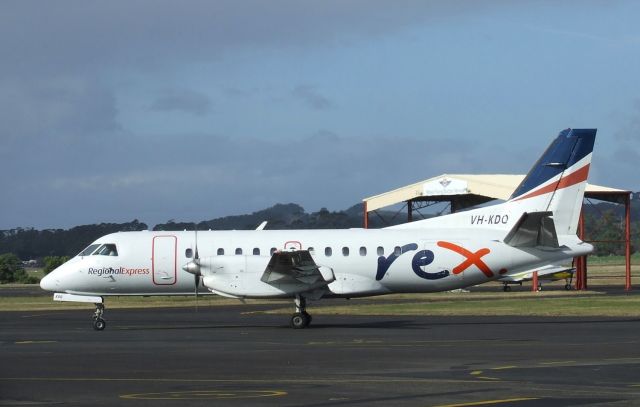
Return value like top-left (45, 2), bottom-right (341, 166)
top-left (41, 128), bottom-right (596, 330)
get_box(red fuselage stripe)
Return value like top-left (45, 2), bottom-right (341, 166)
top-left (513, 164), bottom-right (590, 202)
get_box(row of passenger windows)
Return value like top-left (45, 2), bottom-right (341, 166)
top-left (186, 246), bottom-right (404, 258)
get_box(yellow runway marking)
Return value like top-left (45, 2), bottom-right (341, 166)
top-left (432, 397), bottom-right (540, 407)
top-left (0, 377), bottom-right (485, 385)
top-left (468, 371), bottom-right (501, 381)
top-left (539, 360), bottom-right (576, 366)
top-left (491, 366), bottom-right (517, 370)
top-left (14, 340), bottom-right (57, 344)
top-left (120, 390), bottom-right (287, 400)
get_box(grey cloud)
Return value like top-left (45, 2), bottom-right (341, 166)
top-left (150, 90), bottom-right (212, 116)
top-left (0, 77), bottom-right (121, 150)
top-left (292, 86), bottom-right (335, 110)
top-left (614, 100), bottom-right (640, 144)
top-left (0, 1), bottom-right (506, 78)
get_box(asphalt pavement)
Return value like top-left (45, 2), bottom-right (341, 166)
top-left (2, 302), bottom-right (640, 406)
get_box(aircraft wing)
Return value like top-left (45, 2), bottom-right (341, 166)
top-left (260, 250), bottom-right (335, 286)
top-left (499, 264), bottom-right (575, 283)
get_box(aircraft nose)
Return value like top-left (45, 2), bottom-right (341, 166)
top-left (39, 272), bottom-right (58, 292)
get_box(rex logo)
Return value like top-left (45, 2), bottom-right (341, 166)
top-left (375, 241), bottom-right (493, 281)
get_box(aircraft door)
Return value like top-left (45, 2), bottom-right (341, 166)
top-left (152, 235), bottom-right (177, 285)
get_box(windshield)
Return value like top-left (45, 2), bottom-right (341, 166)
top-left (93, 244), bottom-right (118, 256)
top-left (78, 243), bottom-right (100, 257)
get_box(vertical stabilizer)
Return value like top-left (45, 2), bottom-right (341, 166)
top-left (508, 128), bottom-right (596, 235)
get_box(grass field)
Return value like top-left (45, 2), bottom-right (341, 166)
top-left (1, 259), bottom-right (638, 316)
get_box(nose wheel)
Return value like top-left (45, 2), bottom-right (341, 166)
top-left (92, 303), bottom-right (106, 331)
top-left (290, 295), bottom-right (312, 329)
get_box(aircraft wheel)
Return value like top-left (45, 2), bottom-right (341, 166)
top-left (93, 318), bottom-right (106, 331)
top-left (303, 312), bottom-right (312, 323)
top-left (291, 313), bottom-right (310, 329)
top-left (564, 284), bottom-right (572, 290)
top-left (503, 285), bottom-right (512, 292)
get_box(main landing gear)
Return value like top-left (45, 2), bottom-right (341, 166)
top-left (290, 295), bottom-right (312, 329)
top-left (92, 303), bottom-right (106, 331)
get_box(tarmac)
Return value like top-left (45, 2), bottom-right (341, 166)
top-left (2, 301), bottom-right (640, 406)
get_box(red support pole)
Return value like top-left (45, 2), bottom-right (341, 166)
top-left (625, 193), bottom-right (632, 291)
top-left (583, 255), bottom-right (588, 290)
top-left (532, 271), bottom-right (539, 292)
top-left (576, 256), bottom-right (582, 290)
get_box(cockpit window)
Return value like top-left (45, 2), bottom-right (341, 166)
top-left (78, 244), bottom-right (100, 257)
top-left (94, 244), bottom-right (118, 256)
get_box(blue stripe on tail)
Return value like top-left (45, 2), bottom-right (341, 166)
top-left (509, 129), bottom-right (596, 200)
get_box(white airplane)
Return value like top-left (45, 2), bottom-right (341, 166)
top-left (41, 128), bottom-right (596, 330)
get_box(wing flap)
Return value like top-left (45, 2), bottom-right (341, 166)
top-left (260, 250), bottom-right (335, 286)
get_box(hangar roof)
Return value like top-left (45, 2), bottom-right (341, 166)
top-left (363, 174), bottom-right (630, 212)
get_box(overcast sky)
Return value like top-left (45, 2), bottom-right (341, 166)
top-left (1, 1), bottom-right (639, 229)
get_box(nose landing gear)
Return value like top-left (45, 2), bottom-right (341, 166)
top-left (92, 303), bottom-right (106, 331)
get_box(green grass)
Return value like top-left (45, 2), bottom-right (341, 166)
top-left (4, 290), bottom-right (639, 318)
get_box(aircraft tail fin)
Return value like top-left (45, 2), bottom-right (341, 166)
top-left (507, 128), bottom-right (596, 235)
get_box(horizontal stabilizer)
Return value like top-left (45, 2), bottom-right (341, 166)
top-left (503, 211), bottom-right (559, 248)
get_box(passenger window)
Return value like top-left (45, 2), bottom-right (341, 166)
top-left (94, 244), bottom-right (118, 256)
top-left (270, 247), bottom-right (277, 255)
top-left (78, 244), bottom-right (100, 257)
top-left (235, 248), bottom-right (243, 255)
top-left (359, 247), bottom-right (367, 256)
top-left (253, 248), bottom-right (260, 255)
top-left (185, 248), bottom-right (193, 258)
top-left (377, 246), bottom-right (384, 256)
top-left (217, 248), bottom-right (225, 255)
top-left (342, 247), bottom-right (349, 256)
top-left (394, 246), bottom-right (401, 256)
top-left (325, 247), bottom-right (332, 257)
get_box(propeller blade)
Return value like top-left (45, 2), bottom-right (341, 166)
top-left (194, 273), bottom-right (199, 313)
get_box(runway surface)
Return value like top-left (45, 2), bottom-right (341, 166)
top-left (2, 303), bottom-right (640, 406)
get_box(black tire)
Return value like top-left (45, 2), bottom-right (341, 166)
top-left (565, 284), bottom-right (572, 290)
top-left (503, 285), bottom-right (511, 292)
top-left (303, 312), bottom-right (312, 323)
top-left (93, 318), bottom-right (106, 331)
top-left (290, 313), bottom-right (310, 329)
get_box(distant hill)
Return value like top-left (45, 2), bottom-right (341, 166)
top-left (152, 203), bottom-right (404, 231)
